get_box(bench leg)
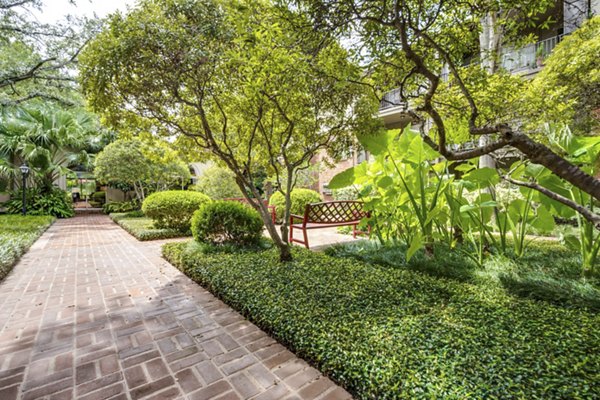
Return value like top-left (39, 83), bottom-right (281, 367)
top-left (303, 228), bottom-right (309, 249)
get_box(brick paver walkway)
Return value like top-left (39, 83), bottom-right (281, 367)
top-left (0, 214), bottom-right (352, 400)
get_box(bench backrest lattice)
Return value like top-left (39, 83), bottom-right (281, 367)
top-left (304, 201), bottom-right (368, 224)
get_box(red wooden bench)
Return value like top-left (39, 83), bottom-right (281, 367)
top-left (224, 197), bottom-right (277, 224)
top-left (289, 201), bottom-right (370, 249)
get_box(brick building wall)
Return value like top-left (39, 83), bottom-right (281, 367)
top-left (313, 150), bottom-right (367, 200)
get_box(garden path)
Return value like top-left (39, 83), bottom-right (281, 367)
top-left (0, 214), bottom-right (352, 400)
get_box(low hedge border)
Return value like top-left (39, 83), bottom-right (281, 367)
top-left (0, 215), bottom-right (54, 281)
top-left (110, 213), bottom-right (184, 241)
top-left (163, 241), bottom-right (600, 400)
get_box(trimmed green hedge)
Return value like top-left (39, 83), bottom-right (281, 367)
top-left (191, 201), bottom-right (263, 245)
top-left (0, 215), bottom-right (54, 281)
top-left (269, 188), bottom-right (322, 222)
top-left (142, 190), bottom-right (210, 233)
top-left (163, 241), bottom-right (600, 399)
top-left (110, 213), bottom-right (183, 241)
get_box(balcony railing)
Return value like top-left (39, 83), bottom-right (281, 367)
top-left (378, 35), bottom-right (564, 112)
top-left (500, 34), bottom-right (564, 73)
top-left (379, 88), bottom-right (407, 111)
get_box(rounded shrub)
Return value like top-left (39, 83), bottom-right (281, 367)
top-left (142, 190), bottom-right (210, 232)
top-left (191, 201), bottom-right (264, 245)
top-left (269, 188), bottom-right (322, 222)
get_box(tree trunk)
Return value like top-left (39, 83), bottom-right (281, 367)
top-left (478, 11), bottom-right (501, 173)
top-left (242, 179), bottom-right (293, 262)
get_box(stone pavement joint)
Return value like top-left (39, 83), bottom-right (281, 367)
top-left (0, 214), bottom-right (352, 400)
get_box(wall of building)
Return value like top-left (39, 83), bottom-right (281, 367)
top-left (314, 151), bottom-right (362, 200)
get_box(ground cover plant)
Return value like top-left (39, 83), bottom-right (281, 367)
top-left (109, 212), bottom-right (183, 241)
top-left (163, 240), bottom-right (599, 399)
top-left (326, 240), bottom-right (600, 310)
top-left (0, 215), bottom-right (54, 281)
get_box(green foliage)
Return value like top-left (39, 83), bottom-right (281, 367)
top-left (332, 186), bottom-right (361, 201)
top-left (269, 188), bottom-right (322, 221)
top-left (329, 129), bottom-right (450, 259)
top-left (190, 165), bottom-right (242, 200)
top-left (326, 240), bottom-right (600, 310)
top-left (0, 215), bottom-right (54, 281)
top-left (0, 106), bottom-right (101, 190)
top-left (530, 16), bottom-right (600, 134)
top-left (0, 1), bottom-right (96, 107)
top-left (5, 187), bottom-right (74, 218)
top-left (142, 190), bottom-right (211, 233)
top-left (109, 210), bottom-right (145, 222)
top-left (94, 139), bottom-right (190, 202)
top-left (191, 201), bottom-right (264, 246)
top-left (510, 125), bottom-right (600, 275)
top-left (110, 214), bottom-right (183, 241)
top-left (91, 191), bottom-right (106, 204)
top-left (163, 241), bottom-right (600, 399)
top-left (102, 200), bottom-right (140, 214)
top-left (80, 0), bottom-right (372, 260)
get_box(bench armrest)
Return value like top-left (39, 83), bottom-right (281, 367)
top-left (290, 214), bottom-right (304, 223)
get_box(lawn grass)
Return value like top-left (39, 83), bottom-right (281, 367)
top-left (110, 212), bottom-right (187, 241)
top-left (0, 214), bottom-right (54, 281)
top-left (163, 240), bottom-right (600, 399)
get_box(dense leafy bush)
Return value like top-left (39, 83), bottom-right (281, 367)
top-left (102, 200), bottom-right (140, 214)
top-left (0, 215), bottom-right (54, 281)
top-left (191, 201), bottom-right (263, 245)
top-left (332, 186), bottom-right (360, 201)
top-left (163, 241), bottom-right (599, 399)
top-left (190, 165), bottom-right (243, 200)
top-left (142, 190), bottom-right (210, 232)
top-left (269, 188), bottom-right (322, 221)
top-left (91, 191), bottom-right (106, 204)
top-left (5, 187), bottom-right (74, 218)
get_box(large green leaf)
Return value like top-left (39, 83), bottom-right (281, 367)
top-left (328, 166), bottom-right (357, 189)
top-left (356, 130), bottom-right (397, 156)
top-left (377, 175), bottom-right (394, 188)
top-left (406, 232), bottom-right (423, 262)
top-left (531, 205), bottom-right (555, 232)
top-left (462, 167), bottom-right (499, 186)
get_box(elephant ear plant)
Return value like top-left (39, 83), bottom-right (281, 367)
top-left (504, 125), bottom-right (600, 276)
top-left (329, 128), bottom-right (452, 261)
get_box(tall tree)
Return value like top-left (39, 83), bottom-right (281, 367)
top-left (94, 139), bottom-right (191, 202)
top-left (294, 0), bottom-right (600, 229)
top-left (0, 0), bottom-right (99, 106)
top-left (80, 0), bottom-right (366, 261)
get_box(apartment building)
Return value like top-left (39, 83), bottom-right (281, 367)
top-left (314, 0), bottom-right (600, 199)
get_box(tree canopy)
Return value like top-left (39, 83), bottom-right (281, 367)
top-left (0, 0), bottom-right (99, 106)
top-left (94, 138), bottom-right (190, 202)
top-left (80, 0), bottom-right (369, 260)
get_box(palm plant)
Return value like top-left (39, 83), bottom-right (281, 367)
top-left (0, 106), bottom-right (99, 191)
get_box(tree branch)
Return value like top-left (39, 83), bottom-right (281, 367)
top-left (504, 176), bottom-right (600, 229)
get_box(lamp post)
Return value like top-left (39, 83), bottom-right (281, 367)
top-left (19, 163), bottom-right (29, 216)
